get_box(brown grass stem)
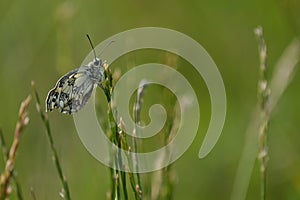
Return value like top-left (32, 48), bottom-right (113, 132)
top-left (0, 128), bottom-right (24, 200)
top-left (0, 95), bottom-right (31, 199)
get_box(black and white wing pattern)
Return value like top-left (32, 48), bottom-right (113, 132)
top-left (46, 59), bottom-right (104, 114)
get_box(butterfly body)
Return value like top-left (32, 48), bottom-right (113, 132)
top-left (46, 58), bottom-right (104, 114)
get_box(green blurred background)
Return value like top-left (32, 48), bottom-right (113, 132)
top-left (0, 0), bottom-right (300, 199)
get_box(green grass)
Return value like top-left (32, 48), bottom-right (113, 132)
top-left (0, 0), bottom-right (300, 199)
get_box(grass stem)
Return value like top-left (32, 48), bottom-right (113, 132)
top-left (132, 81), bottom-right (148, 198)
top-left (254, 26), bottom-right (270, 200)
top-left (103, 63), bottom-right (145, 200)
top-left (0, 95), bottom-right (31, 199)
top-left (31, 81), bottom-right (71, 200)
top-left (231, 36), bottom-right (300, 200)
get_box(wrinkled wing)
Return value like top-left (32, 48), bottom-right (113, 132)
top-left (46, 66), bottom-right (96, 114)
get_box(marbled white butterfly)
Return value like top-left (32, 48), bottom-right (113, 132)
top-left (46, 34), bottom-right (108, 114)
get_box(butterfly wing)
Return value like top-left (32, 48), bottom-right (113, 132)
top-left (46, 66), bottom-right (98, 114)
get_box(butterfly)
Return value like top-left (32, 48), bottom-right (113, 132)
top-left (46, 34), bottom-right (108, 114)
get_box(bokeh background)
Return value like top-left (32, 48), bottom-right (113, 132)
top-left (0, 0), bottom-right (300, 199)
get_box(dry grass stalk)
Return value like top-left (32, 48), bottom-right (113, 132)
top-left (0, 95), bottom-right (31, 199)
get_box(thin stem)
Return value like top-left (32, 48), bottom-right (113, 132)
top-left (103, 65), bottom-right (125, 200)
top-left (254, 26), bottom-right (270, 200)
top-left (131, 81), bottom-right (150, 199)
top-left (102, 63), bottom-right (144, 200)
top-left (12, 175), bottom-right (23, 200)
top-left (133, 88), bottom-right (141, 187)
top-left (231, 38), bottom-right (300, 200)
top-left (118, 121), bottom-right (140, 200)
top-left (0, 95), bottom-right (31, 199)
top-left (116, 129), bottom-right (128, 200)
top-left (32, 81), bottom-right (71, 200)
top-left (120, 167), bottom-right (128, 200)
top-left (0, 128), bottom-right (8, 163)
top-left (0, 129), bottom-right (24, 200)
top-left (109, 167), bottom-right (116, 199)
top-left (151, 99), bottom-right (178, 200)
top-left (30, 187), bottom-right (37, 200)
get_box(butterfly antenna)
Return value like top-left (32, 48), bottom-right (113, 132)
top-left (86, 34), bottom-right (97, 60)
